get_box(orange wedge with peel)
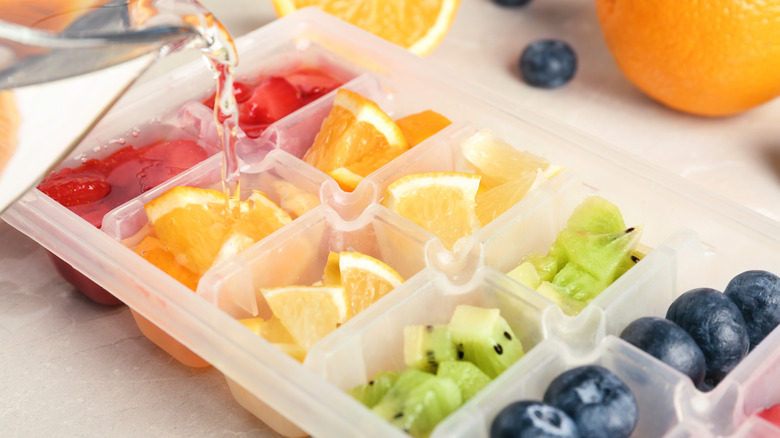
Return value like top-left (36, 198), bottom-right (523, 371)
top-left (270, 0), bottom-right (461, 56)
top-left (326, 251), bottom-right (405, 317)
top-left (135, 235), bottom-right (200, 291)
top-left (383, 171), bottom-right (480, 251)
top-left (396, 110), bottom-right (452, 147)
top-left (304, 88), bottom-right (408, 191)
top-left (145, 186), bottom-right (291, 276)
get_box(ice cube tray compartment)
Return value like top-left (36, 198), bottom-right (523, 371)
top-left (5, 8), bottom-right (780, 438)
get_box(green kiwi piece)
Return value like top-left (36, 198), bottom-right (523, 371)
top-left (403, 324), bottom-right (458, 373)
top-left (553, 226), bottom-right (643, 301)
top-left (347, 370), bottom-right (400, 408)
top-left (372, 368), bottom-right (462, 438)
top-left (436, 360), bottom-right (492, 402)
top-left (447, 305), bottom-right (524, 378)
top-left (565, 195), bottom-right (626, 233)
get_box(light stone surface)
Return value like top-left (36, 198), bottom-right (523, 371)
top-left (2, 0), bottom-right (779, 436)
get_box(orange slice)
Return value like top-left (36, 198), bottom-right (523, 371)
top-left (145, 186), bottom-right (290, 276)
top-left (213, 191), bottom-right (292, 266)
top-left (396, 110), bottom-right (452, 147)
top-left (329, 251), bottom-right (404, 317)
top-left (135, 235), bottom-right (200, 291)
top-left (262, 285), bottom-right (348, 351)
top-left (270, 0), bottom-right (461, 56)
top-left (383, 171), bottom-right (480, 251)
top-left (303, 89), bottom-right (408, 191)
top-left (145, 186), bottom-right (233, 274)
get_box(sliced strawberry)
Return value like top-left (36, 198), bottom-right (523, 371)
top-left (38, 175), bottom-right (111, 207)
top-left (137, 140), bottom-right (208, 191)
top-left (285, 69), bottom-right (342, 99)
top-left (239, 76), bottom-right (302, 126)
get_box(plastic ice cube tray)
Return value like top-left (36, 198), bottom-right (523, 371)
top-left (4, 8), bottom-right (780, 438)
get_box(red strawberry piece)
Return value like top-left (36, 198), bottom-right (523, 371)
top-left (102, 146), bottom-right (142, 172)
top-left (760, 404), bottom-right (780, 427)
top-left (232, 81), bottom-right (252, 103)
top-left (285, 69), bottom-right (342, 99)
top-left (239, 76), bottom-right (302, 126)
top-left (137, 140), bottom-right (209, 191)
top-left (38, 175), bottom-right (111, 207)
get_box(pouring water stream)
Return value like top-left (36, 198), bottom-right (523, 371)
top-left (0, 0), bottom-right (240, 214)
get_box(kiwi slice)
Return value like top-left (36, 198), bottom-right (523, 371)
top-left (447, 305), bottom-right (524, 378)
top-left (372, 368), bottom-right (462, 438)
top-left (436, 360), bottom-right (492, 402)
top-left (347, 370), bottom-right (400, 408)
top-left (565, 195), bottom-right (626, 233)
top-left (553, 226), bottom-right (643, 301)
top-left (403, 324), bottom-right (458, 373)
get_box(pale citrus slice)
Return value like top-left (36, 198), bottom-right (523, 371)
top-left (272, 180), bottom-right (320, 218)
top-left (383, 171), bottom-right (481, 250)
top-left (396, 110), bottom-right (452, 147)
top-left (322, 251), bottom-right (342, 286)
top-left (337, 251), bottom-right (404, 317)
top-left (145, 186), bottom-right (233, 274)
top-left (462, 130), bottom-right (550, 191)
top-left (213, 190), bottom-right (292, 266)
top-left (262, 285), bottom-right (348, 350)
top-left (303, 88), bottom-right (408, 191)
top-left (271, 0), bottom-right (461, 56)
top-left (475, 170), bottom-right (544, 227)
top-left (239, 316), bottom-right (307, 362)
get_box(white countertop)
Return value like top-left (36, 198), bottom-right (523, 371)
top-left (3, 1), bottom-right (780, 436)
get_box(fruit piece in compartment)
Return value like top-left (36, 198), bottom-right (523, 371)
top-left (508, 195), bottom-right (644, 315)
top-left (382, 133), bottom-right (561, 251)
top-left (37, 138), bottom-right (214, 305)
top-left (240, 251), bottom-right (405, 361)
top-left (759, 404), bottom-right (780, 428)
top-left (204, 68), bottom-right (345, 138)
top-left (137, 186), bottom-right (291, 289)
top-left (620, 269), bottom-right (779, 392)
top-left (303, 88), bottom-right (452, 192)
top-left (38, 140), bottom-right (211, 229)
top-left (491, 365), bottom-right (638, 438)
top-left (348, 304), bottom-right (524, 438)
top-left (619, 316), bottom-right (706, 388)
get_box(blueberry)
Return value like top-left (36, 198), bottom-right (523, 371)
top-left (493, 0), bottom-right (533, 6)
top-left (724, 270), bottom-right (780, 350)
top-left (620, 316), bottom-right (706, 387)
top-left (490, 401), bottom-right (580, 438)
top-left (519, 40), bottom-right (577, 89)
top-left (542, 365), bottom-right (638, 438)
top-left (666, 288), bottom-right (749, 389)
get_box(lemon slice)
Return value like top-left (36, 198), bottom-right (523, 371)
top-left (271, 0), bottom-right (461, 56)
top-left (272, 179), bottom-right (320, 218)
top-left (383, 171), bottom-right (480, 251)
top-left (476, 170), bottom-right (545, 227)
top-left (262, 285), bottom-right (348, 351)
top-left (462, 130), bottom-right (550, 191)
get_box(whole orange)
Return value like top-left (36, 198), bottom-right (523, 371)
top-left (595, 0), bottom-right (780, 116)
